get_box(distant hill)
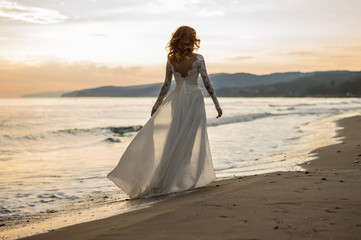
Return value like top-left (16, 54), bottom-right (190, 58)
top-left (61, 71), bottom-right (315, 97)
top-left (22, 91), bottom-right (67, 98)
top-left (216, 71), bottom-right (361, 97)
top-left (20, 70), bottom-right (357, 98)
top-left (209, 72), bottom-right (312, 89)
top-left (61, 83), bottom-right (167, 97)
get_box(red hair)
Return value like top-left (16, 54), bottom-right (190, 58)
top-left (166, 26), bottom-right (200, 62)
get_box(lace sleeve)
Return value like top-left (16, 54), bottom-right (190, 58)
top-left (199, 55), bottom-right (221, 109)
top-left (152, 60), bottom-right (172, 111)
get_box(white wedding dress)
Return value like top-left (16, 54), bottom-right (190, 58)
top-left (107, 54), bottom-right (220, 198)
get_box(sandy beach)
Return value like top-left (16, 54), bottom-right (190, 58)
top-left (18, 115), bottom-right (361, 240)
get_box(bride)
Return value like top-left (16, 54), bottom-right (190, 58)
top-left (107, 26), bottom-right (222, 198)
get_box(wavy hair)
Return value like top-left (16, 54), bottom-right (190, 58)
top-left (166, 26), bottom-right (200, 62)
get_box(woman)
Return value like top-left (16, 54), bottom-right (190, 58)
top-left (107, 26), bottom-right (222, 198)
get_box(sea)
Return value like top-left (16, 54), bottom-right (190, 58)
top-left (0, 97), bottom-right (360, 238)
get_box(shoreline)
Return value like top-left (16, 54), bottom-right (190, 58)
top-left (14, 115), bottom-right (361, 239)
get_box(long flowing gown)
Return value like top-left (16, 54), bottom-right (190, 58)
top-left (107, 54), bottom-right (221, 198)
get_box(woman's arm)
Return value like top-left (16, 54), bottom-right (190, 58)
top-left (151, 60), bottom-right (172, 116)
top-left (199, 55), bottom-right (222, 118)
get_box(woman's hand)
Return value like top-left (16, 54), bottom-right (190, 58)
top-left (216, 108), bottom-right (222, 118)
top-left (151, 106), bottom-right (157, 116)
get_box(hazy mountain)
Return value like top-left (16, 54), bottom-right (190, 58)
top-left (61, 83), bottom-right (167, 97)
top-left (22, 91), bottom-right (68, 98)
top-left (61, 71), bottom-right (315, 97)
top-left (59, 70), bottom-right (361, 98)
top-left (209, 72), bottom-right (313, 89)
top-left (216, 71), bottom-right (361, 97)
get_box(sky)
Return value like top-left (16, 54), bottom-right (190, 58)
top-left (0, 0), bottom-right (361, 97)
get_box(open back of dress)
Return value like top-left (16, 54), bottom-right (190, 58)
top-left (169, 54), bottom-right (198, 78)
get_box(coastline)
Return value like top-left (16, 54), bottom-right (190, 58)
top-left (15, 115), bottom-right (361, 240)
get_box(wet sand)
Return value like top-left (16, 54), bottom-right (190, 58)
top-left (20, 116), bottom-right (361, 240)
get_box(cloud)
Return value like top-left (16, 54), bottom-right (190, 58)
top-left (239, 35), bottom-right (257, 40)
top-left (0, 0), bottom-right (68, 24)
top-left (197, 8), bottom-right (224, 17)
top-left (271, 45), bottom-right (361, 58)
top-left (273, 51), bottom-right (317, 57)
top-left (91, 33), bottom-right (106, 37)
top-left (322, 45), bottom-right (361, 53)
top-left (226, 56), bottom-right (253, 61)
top-left (0, 59), bottom-right (164, 97)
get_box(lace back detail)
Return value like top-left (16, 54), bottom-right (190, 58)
top-left (152, 54), bottom-right (221, 111)
top-left (168, 54), bottom-right (198, 79)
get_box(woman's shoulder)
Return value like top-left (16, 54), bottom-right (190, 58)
top-left (195, 53), bottom-right (204, 61)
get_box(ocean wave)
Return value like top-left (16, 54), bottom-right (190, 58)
top-left (2, 113), bottom-right (277, 141)
top-left (56, 125), bottom-right (142, 135)
top-left (207, 112), bottom-right (273, 127)
top-left (269, 103), bottom-right (317, 108)
top-left (1, 125), bottom-right (142, 141)
top-left (104, 137), bottom-right (121, 143)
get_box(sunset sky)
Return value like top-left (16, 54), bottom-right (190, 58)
top-left (1, 0), bottom-right (361, 97)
